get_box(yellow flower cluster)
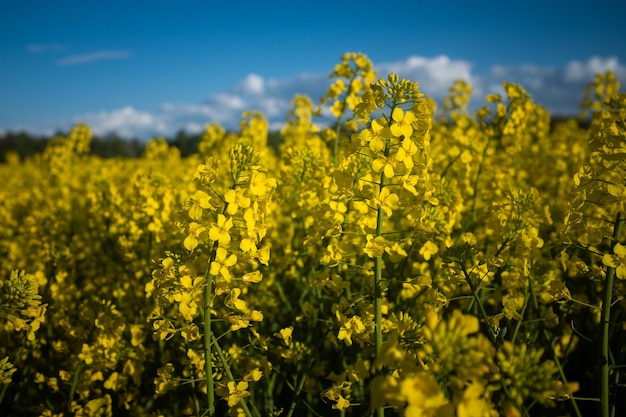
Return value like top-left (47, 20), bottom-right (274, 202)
top-left (0, 53), bottom-right (624, 417)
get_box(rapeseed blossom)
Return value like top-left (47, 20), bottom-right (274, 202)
top-left (0, 54), bottom-right (623, 417)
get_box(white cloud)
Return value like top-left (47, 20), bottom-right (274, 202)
top-left (238, 74), bottom-right (265, 95)
top-left (207, 94), bottom-right (247, 111)
top-left (56, 50), bottom-right (131, 66)
top-left (564, 56), bottom-right (623, 82)
top-left (183, 122), bottom-right (204, 134)
top-left (11, 54), bottom-right (623, 140)
top-left (255, 97), bottom-right (289, 118)
top-left (77, 106), bottom-right (167, 138)
top-left (483, 56), bottom-right (626, 115)
top-left (376, 55), bottom-right (475, 96)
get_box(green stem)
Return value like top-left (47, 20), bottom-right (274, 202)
top-left (203, 248), bottom-right (216, 416)
top-left (601, 211), bottom-right (622, 417)
top-left (332, 73), bottom-right (357, 166)
top-left (470, 136), bottom-right (492, 227)
top-left (285, 359), bottom-right (313, 417)
top-left (266, 372), bottom-right (277, 414)
top-left (211, 332), bottom-right (254, 417)
top-left (461, 264), bottom-right (490, 328)
top-left (190, 375), bottom-right (201, 417)
top-left (554, 353), bottom-right (583, 417)
top-left (510, 287), bottom-right (530, 345)
top-left (333, 114), bottom-right (344, 167)
top-left (203, 170), bottom-right (241, 415)
top-left (528, 270), bottom-right (582, 417)
top-left (0, 375), bottom-right (9, 406)
top-left (373, 145), bottom-right (389, 417)
top-left (67, 361), bottom-right (84, 412)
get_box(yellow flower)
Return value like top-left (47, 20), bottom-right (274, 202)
top-left (374, 188), bottom-right (399, 217)
top-left (243, 206), bottom-right (257, 234)
top-left (334, 395), bottom-right (350, 410)
top-left (243, 368), bottom-right (263, 382)
top-left (173, 275), bottom-right (203, 320)
top-left (249, 172), bottom-right (276, 196)
top-left (359, 118), bottom-right (389, 152)
top-left (372, 156), bottom-right (396, 179)
top-left (457, 381), bottom-right (495, 417)
top-left (225, 188), bottom-right (251, 215)
top-left (399, 373), bottom-right (453, 417)
top-left (183, 190), bottom-right (212, 220)
top-left (396, 137), bottom-right (418, 170)
top-left (194, 158), bottom-right (219, 185)
top-left (328, 79), bottom-right (346, 99)
top-left (153, 319), bottom-right (176, 341)
top-left (103, 372), bottom-right (122, 391)
top-left (320, 244), bottom-right (343, 267)
top-left (324, 386), bottom-right (351, 410)
top-left (210, 248), bottom-right (237, 280)
top-left (129, 324), bottom-right (144, 347)
top-left (419, 240), bottom-right (439, 261)
top-left (336, 313), bottom-right (366, 347)
top-left (330, 100), bottom-right (344, 118)
top-left (226, 289), bottom-right (249, 314)
top-left (607, 183), bottom-right (626, 212)
top-left (249, 310), bottom-right (263, 322)
top-left (226, 381), bottom-right (250, 407)
top-left (184, 222), bottom-right (207, 251)
top-left (390, 107), bottom-right (416, 138)
top-left (242, 270), bottom-right (262, 283)
top-left (0, 356), bottom-right (16, 385)
top-left (209, 214), bottom-right (233, 246)
top-left (154, 363), bottom-right (178, 396)
top-left (603, 243), bottom-right (626, 279)
top-left (255, 245), bottom-right (271, 266)
top-left (274, 326), bottom-right (294, 346)
top-left (364, 235), bottom-right (386, 258)
top-left (352, 200), bottom-right (369, 214)
top-left (401, 174), bottom-right (419, 196)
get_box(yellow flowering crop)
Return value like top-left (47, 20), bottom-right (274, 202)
top-left (0, 53), bottom-right (624, 417)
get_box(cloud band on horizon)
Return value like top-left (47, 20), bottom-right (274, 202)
top-left (2, 54), bottom-right (624, 139)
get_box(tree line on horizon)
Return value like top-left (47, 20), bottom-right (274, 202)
top-left (0, 115), bottom-right (584, 163)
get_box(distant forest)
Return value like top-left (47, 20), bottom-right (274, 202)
top-left (1, 115), bottom-right (583, 163)
top-left (0, 129), bottom-right (286, 163)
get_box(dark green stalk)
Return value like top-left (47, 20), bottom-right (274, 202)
top-left (211, 332), bottom-right (254, 417)
top-left (510, 295), bottom-right (529, 345)
top-left (0, 380), bottom-right (7, 406)
top-left (285, 359), bottom-right (314, 417)
top-left (190, 376), bottom-right (201, 416)
top-left (67, 361), bottom-right (84, 412)
top-left (470, 136), bottom-right (492, 227)
top-left (202, 204), bottom-right (230, 415)
top-left (527, 269), bottom-right (582, 417)
top-left (203, 245), bottom-right (217, 416)
top-left (333, 113), bottom-right (344, 167)
top-left (460, 264), bottom-right (490, 328)
top-left (202, 158), bottom-right (245, 415)
top-left (332, 73), bottom-right (357, 166)
top-left (601, 211), bottom-right (622, 417)
top-left (373, 139), bottom-right (390, 417)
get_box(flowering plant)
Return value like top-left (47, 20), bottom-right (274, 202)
top-left (0, 53), bottom-right (624, 417)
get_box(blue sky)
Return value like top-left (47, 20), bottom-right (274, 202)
top-left (1, 0), bottom-right (625, 139)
